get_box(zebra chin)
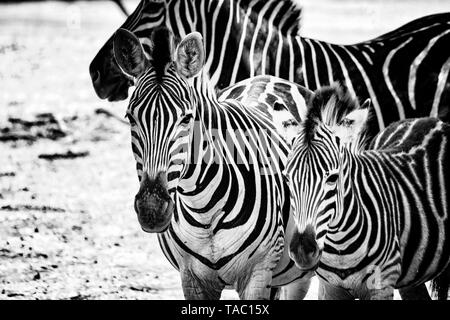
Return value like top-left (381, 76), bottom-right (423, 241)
top-left (290, 253), bottom-right (321, 272)
top-left (134, 172), bottom-right (174, 233)
top-left (135, 196), bottom-right (173, 233)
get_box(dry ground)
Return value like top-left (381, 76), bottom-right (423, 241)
top-left (1, 0), bottom-right (449, 300)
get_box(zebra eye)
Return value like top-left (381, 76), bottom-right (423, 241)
top-left (340, 118), bottom-right (354, 127)
top-left (179, 112), bottom-right (193, 126)
top-left (325, 173), bottom-right (339, 185)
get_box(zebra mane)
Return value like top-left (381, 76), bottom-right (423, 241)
top-left (239, 0), bottom-right (302, 35)
top-left (150, 26), bottom-right (173, 81)
top-left (302, 83), bottom-right (372, 151)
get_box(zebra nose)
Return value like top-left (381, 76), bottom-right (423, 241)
top-left (89, 58), bottom-right (100, 81)
top-left (139, 171), bottom-right (150, 186)
top-left (135, 172), bottom-right (152, 206)
top-left (89, 60), bottom-right (109, 99)
top-left (289, 225), bottom-right (321, 270)
top-left (134, 171), bottom-right (173, 233)
top-left (91, 70), bottom-right (101, 84)
top-left (89, 64), bottom-right (103, 90)
top-left (134, 196), bottom-right (172, 233)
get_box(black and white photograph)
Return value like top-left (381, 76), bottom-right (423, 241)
top-left (1, 0), bottom-right (450, 307)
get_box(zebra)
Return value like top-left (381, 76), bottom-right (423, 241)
top-left (112, 26), bottom-right (314, 299)
top-left (90, 0), bottom-right (303, 101)
top-left (281, 83), bottom-right (450, 300)
top-left (89, 0), bottom-right (450, 134)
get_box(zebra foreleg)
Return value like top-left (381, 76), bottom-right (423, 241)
top-left (237, 265), bottom-right (273, 300)
top-left (399, 284), bottom-right (431, 300)
top-left (366, 287), bottom-right (395, 300)
top-left (318, 280), bottom-right (354, 300)
top-left (431, 264), bottom-right (450, 300)
top-left (279, 277), bottom-right (312, 300)
top-left (180, 270), bottom-right (223, 300)
top-left (269, 287), bottom-right (281, 300)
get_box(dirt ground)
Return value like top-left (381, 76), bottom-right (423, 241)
top-left (1, 0), bottom-right (449, 300)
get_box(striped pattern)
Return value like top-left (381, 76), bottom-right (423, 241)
top-left (91, 1), bottom-right (450, 134)
top-left (285, 85), bottom-right (450, 299)
top-left (120, 29), bottom-right (313, 298)
top-left (295, 14), bottom-right (450, 134)
top-left (120, 0), bottom-right (302, 88)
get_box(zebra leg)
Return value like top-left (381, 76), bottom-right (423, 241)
top-left (269, 287), bottom-right (281, 300)
top-left (180, 270), bottom-right (222, 300)
top-left (237, 265), bottom-right (273, 300)
top-left (399, 284), bottom-right (431, 300)
top-left (318, 280), bottom-right (354, 300)
top-left (431, 265), bottom-right (450, 300)
top-left (279, 277), bottom-right (312, 300)
top-left (366, 287), bottom-right (395, 300)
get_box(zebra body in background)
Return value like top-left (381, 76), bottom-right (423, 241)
top-left (113, 27), bottom-right (313, 299)
top-left (90, 0), bottom-right (303, 101)
top-left (90, 0), bottom-right (450, 133)
top-left (282, 84), bottom-right (450, 300)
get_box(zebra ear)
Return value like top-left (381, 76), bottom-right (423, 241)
top-left (360, 98), bottom-right (371, 111)
top-left (175, 32), bottom-right (205, 79)
top-left (272, 87), bottom-right (310, 147)
top-left (348, 99), bottom-right (371, 132)
top-left (334, 99), bottom-right (371, 146)
top-left (271, 111), bottom-right (302, 147)
top-left (279, 117), bottom-right (302, 147)
top-left (113, 28), bottom-right (149, 79)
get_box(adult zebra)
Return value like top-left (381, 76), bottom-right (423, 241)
top-left (112, 26), bottom-right (313, 299)
top-left (90, 0), bottom-right (450, 133)
top-left (90, 0), bottom-right (302, 101)
top-left (282, 84), bottom-right (450, 300)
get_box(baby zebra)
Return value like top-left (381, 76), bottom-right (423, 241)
top-left (112, 27), bottom-right (312, 299)
top-left (283, 84), bottom-right (450, 300)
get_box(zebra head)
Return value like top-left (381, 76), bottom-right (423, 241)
top-left (113, 27), bottom-right (205, 233)
top-left (284, 84), bottom-right (371, 271)
top-left (90, 0), bottom-right (168, 101)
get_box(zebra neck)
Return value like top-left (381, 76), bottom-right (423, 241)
top-left (330, 150), bottom-right (399, 243)
top-left (176, 83), bottom-right (226, 190)
top-left (174, 100), bottom-right (239, 228)
top-left (327, 152), bottom-right (361, 232)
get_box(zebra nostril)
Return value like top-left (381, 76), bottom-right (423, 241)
top-left (161, 201), bottom-right (168, 213)
top-left (92, 70), bottom-right (101, 84)
top-left (302, 238), bottom-right (318, 256)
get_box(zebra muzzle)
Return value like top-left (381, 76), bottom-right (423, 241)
top-left (134, 172), bottom-right (173, 233)
top-left (89, 40), bottom-right (132, 102)
top-left (289, 225), bottom-right (321, 271)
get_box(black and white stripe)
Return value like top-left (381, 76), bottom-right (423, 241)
top-left (284, 84), bottom-right (450, 300)
top-left (114, 28), bottom-right (312, 299)
top-left (91, 0), bottom-right (450, 134)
